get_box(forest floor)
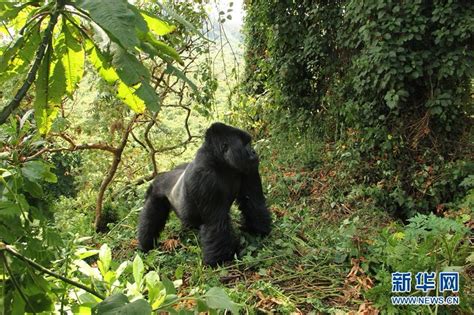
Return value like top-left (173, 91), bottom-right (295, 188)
top-left (90, 134), bottom-right (393, 314)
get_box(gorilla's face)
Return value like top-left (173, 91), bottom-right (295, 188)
top-left (223, 136), bottom-right (259, 173)
top-left (205, 123), bottom-right (259, 173)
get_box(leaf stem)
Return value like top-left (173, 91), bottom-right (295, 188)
top-left (0, 243), bottom-right (105, 300)
top-left (0, 252), bottom-right (35, 310)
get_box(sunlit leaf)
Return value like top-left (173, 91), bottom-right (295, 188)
top-left (93, 294), bottom-right (151, 315)
top-left (132, 254), bottom-right (144, 287)
top-left (49, 30), bottom-right (67, 105)
top-left (142, 33), bottom-right (183, 65)
top-left (140, 10), bottom-right (175, 36)
top-left (98, 244), bottom-right (112, 275)
top-left (145, 271), bottom-right (166, 309)
top-left (75, 248), bottom-right (99, 260)
top-left (85, 40), bottom-right (119, 84)
top-left (34, 48), bottom-right (57, 134)
top-left (75, 0), bottom-right (140, 50)
top-left (73, 260), bottom-right (102, 279)
top-left (0, 2), bottom-right (29, 23)
top-left (0, 24), bottom-right (41, 83)
top-left (117, 81), bottom-right (146, 113)
top-left (63, 22), bottom-right (84, 95)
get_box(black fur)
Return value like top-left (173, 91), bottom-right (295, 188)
top-left (137, 123), bottom-right (272, 266)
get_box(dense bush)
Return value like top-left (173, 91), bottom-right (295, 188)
top-left (243, 0), bottom-right (473, 218)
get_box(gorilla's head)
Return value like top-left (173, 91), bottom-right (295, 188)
top-left (204, 123), bottom-right (259, 173)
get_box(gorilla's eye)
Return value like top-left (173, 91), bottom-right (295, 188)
top-left (221, 142), bottom-right (228, 152)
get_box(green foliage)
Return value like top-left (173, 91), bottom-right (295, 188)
top-left (1, 217), bottom-right (239, 314)
top-left (243, 0), bottom-right (345, 108)
top-left (0, 0), bottom-right (196, 131)
top-left (43, 151), bottom-right (81, 200)
top-left (243, 0), bottom-right (473, 219)
top-left (75, 245), bottom-right (240, 314)
top-left (0, 114), bottom-right (62, 313)
top-left (366, 214), bottom-right (472, 313)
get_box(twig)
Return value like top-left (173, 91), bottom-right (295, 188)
top-left (1, 21), bottom-right (14, 40)
top-left (143, 113), bottom-right (158, 176)
top-left (0, 243), bottom-right (105, 300)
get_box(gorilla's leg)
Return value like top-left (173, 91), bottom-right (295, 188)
top-left (200, 213), bottom-right (238, 266)
top-left (137, 193), bottom-right (171, 252)
top-left (236, 168), bottom-right (272, 236)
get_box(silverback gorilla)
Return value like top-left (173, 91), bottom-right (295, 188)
top-left (137, 123), bottom-right (272, 266)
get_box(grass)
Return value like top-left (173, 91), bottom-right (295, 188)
top-left (50, 95), bottom-right (472, 313)
top-left (59, 121), bottom-right (393, 314)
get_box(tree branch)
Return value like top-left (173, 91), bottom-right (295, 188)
top-left (0, 2), bottom-right (64, 124)
top-left (94, 115), bottom-right (137, 231)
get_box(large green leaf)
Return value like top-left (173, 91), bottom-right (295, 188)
top-left (132, 254), bottom-right (144, 287)
top-left (23, 178), bottom-right (43, 198)
top-left (93, 294), bottom-right (152, 315)
top-left (145, 271), bottom-right (166, 309)
top-left (0, 36), bottom-right (25, 75)
top-left (62, 22), bottom-right (84, 95)
top-left (75, 0), bottom-right (140, 50)
top-left (24, 293), bottom-right (53, 313)
top-left (21, 160), bottom-right (57, 183)
top-left (98, 244), bottom-right (112, 275)
top-left (33, 23), bottom-right (72, 135)
top-left (134, 82), bottom-right (159, 112)
top-left (0, 24), bottom-right (41, 83)
top-left (140, 10), bottom-right (176, 36)
top-left (110, 44), bottom-right (159, 112)
top-left (110, 43), bottom-right (150, 85)
top-left (86, 41), bottom-right (158, 112)
top-left (85, 40), bottom-right (119, 84)
top-left (49, 56), bottom-right (66, 104)
top-left (204, 287), bottom-right (240, 314)
top-left (49, 29), bottom-right (67, 105)
top-left (0, 2), bottom-right (29, 23)
top-left (0, 200), bottom-right (21, 217)
top-left (33, 55), bottom-right (58, 134)
top-left (142, 33), bottom-right (183, 65)
top-left (117, 81), bottom-right (145, 113)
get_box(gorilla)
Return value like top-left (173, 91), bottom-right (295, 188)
top-left (137, 122), bottom-right (272, 266)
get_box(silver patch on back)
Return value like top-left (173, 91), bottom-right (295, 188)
top-left (169, 169), bottom-right (186, 212)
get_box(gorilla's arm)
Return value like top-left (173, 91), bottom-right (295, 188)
top-left (188, 166), bottom-right (239, 266)
top-left (200, 212), bottom-right (238, 266)
top-left (137, 168), bottom-right (184, 252)
top-left (236, 166), bottom-right (272, 236)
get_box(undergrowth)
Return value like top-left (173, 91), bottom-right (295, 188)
top-left (49, 109), bottom-right (473, 313)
